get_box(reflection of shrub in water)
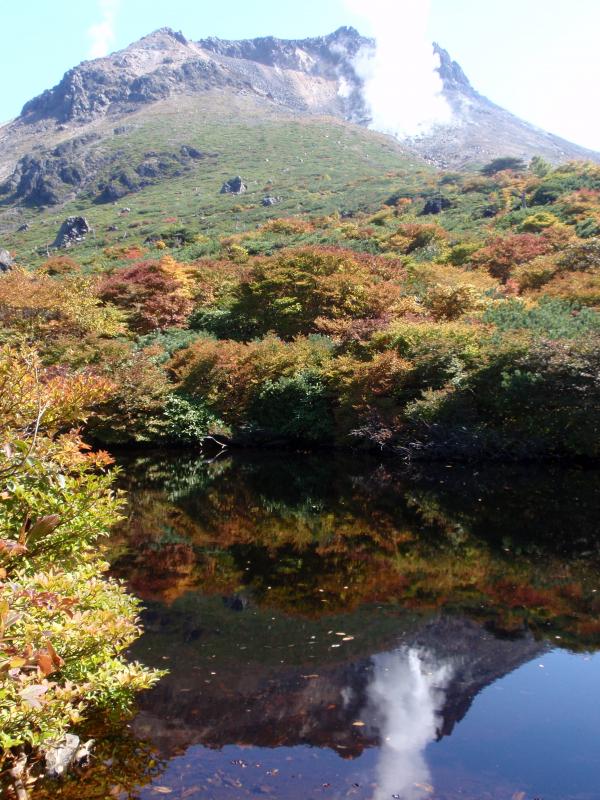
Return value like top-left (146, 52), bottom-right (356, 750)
top-left (113, 453), bottom-right (600, 648)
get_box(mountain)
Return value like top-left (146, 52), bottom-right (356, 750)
top-left (0, 26), bottom-right (597, 255)
top-left (130, 607), bottom-right (545, 759)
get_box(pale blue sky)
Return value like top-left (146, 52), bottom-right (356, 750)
top-left (2, 0), bottom-right (599, 149)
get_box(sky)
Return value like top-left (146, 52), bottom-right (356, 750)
top-left (1, 0), bottom-right (599, 149)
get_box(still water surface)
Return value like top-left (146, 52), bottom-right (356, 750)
top-left (41, 452), bottom-right (600, 800)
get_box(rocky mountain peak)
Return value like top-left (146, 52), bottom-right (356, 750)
top-left (3, 23), bottom-right (597, 189)
top-left (197, 26), bottom-right (369, 77)
top-left (433, 43), bottom-right (475, 96)
top-left (134, 27), bottom-right (189, 49)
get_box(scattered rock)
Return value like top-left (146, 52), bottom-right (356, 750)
top-left (119, 207), bottom-right (131, 214)
top-left (0, 249), bottom-right (14, 272)
top-left (180, 145), bottom-right (205, 159)
top-left (107, 224), bottom-right (119, 231)
top-left (221, 176), bottom-right (247, 195)
top-left (421, 196), bottom-right (453, 215)
top-left (45, 734), bottom-right (94, 778)
top-left (262, 195), bottom-right (281, 207)
top-left (52, 216), bottom-right (91, 248)
top-left (17, 223), bottom-right (30, 232)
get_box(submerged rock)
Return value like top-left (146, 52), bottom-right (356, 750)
top-left (44, 734), bottom-right (94, 778)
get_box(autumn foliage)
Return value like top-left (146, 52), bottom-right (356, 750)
top-left (98, 257), bottom-right (194, 333)
top-left (1, 158), bottom-right (599, 457)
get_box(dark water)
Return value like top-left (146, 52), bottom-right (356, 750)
top-left (42, 453), bottom-right (600, 800)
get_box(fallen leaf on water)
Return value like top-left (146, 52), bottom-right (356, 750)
top-left (301, 674), bottom-right (320, 679)
top-left (511, 793), bottom-right (526, 800)
top-left (343, 636), bottom-right (355, 641)
top-left (153, 788), bottom-right (173, 795)
top-left (352, 721), bottom-right (365, 727)
top-left (414, 782), bottom-right (434, 793)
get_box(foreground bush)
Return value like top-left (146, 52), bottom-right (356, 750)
top-left (0, 347), bottom-right (160, 789)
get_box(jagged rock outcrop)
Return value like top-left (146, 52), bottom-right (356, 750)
top-left (0, 136), bottom-right (217, 207)
top-left (52, 216), bottom-right (91, 248)
top-left (0, 24), bottom-right (597, 214)
top-left (433, 43), bottom-right (476, 98)
top-left (0, 133), bottom-right (102, 205)
top-left (18, 27), bottom-right (364, 129)
top-left (220, 176), bottom-right (247, 195)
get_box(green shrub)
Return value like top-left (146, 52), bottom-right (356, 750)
top-left (137, 328), bottom-right (215, 362)
top-left (575, 218), bottom-right (600, 239)
top-left (483, 298), bottom-right (600, 339)
top-left (405, 338), bottom-right (600, 457)
top-left (446, 242), bottom-right (480, 266)
top-left (162, 393), bottom-right (228, 444)
top-left (248, 370), bottom-right (333, 442)
top-left (481, 157), bottom-right (526, 176)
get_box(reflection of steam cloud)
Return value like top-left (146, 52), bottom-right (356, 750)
top-left (343, 0), bottom-right (452, 137)
top-left (367, 648), bottom-right (452, 800)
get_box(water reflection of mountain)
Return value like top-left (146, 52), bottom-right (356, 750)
top-left (130, 607), bottom-right (545, 761)
top-left (110, 451), bottom-right (599, 792)
top-left (32, 454), bottom-right (600, 800)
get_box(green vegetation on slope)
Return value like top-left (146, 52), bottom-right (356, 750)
top-left (0, 94), bottom-right (430, 266)
top-left (3, 154), bottom-right (599, 459)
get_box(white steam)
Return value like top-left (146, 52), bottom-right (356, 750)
top-left (87, 0), bottom-right (120, 59)
top-left (344, 0), bottom-right (452, 138)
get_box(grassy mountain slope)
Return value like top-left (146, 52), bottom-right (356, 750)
top-left (0, 93), bottom-right (431, 265)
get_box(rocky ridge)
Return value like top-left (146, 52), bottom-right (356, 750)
top-left (0, 25), bottom-right (597, 212)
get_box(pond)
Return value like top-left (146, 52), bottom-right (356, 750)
top-left (37, 452), bottom-right (600, 800)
